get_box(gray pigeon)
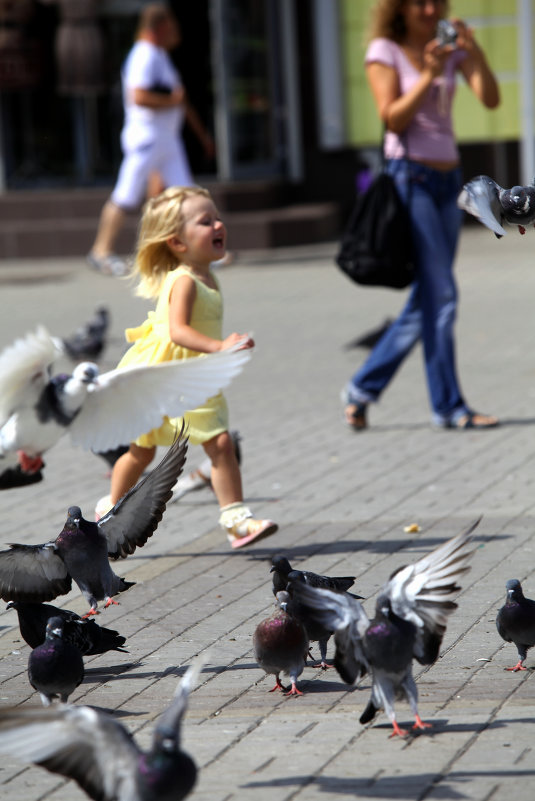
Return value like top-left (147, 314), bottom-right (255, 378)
top-left (0, 658), bottom-right (202, 801)
top-left (270, 554), bottom-right (360, 596)
top-left (253, 591), bottom-right (309, 696)
top-left (285, 570), bottom-right (357, 670)
top-left (496, 579), bottom-right (535, 671)
top-left (0, 326), bottom-right (250, 481)
top-left (291, 520), bottom-right (479, 736)
top-left (7, 600), bottom-right (128, 654)
top-left (62, 306), bottom-right (110, 362)
top-left (28, 616), bottom-right (85, 705)
top-left (458, 174), bottom-right (535, 237)
top-left (0, 429), bottom-right (188, 616)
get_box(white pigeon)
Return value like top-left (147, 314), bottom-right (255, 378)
top-left (0, 326), bottom-right (251, 474)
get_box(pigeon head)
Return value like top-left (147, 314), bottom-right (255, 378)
top-left (286, 570), bottom-right (306, 588)
top-left (505, 579), bottom-right (523, 600)
top-left (270, 555), bottom-right (292, 576)
top-left (503, 186), bottom-right (534, 215)
top-left (45, 616), bottom-right (65, 640)
top-left (66, 506), bottom-right (82, 524)
top-left (72, 362), bottom-right (99, 384)
top-left (376, 593), bottom-right (393, 618)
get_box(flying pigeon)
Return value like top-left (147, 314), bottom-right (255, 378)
top-left (270, 554), bottom-right (360, 597)
top-left (28, 616), bottom-right (85, 705)
top-left (284, 570), bottom-right (361, 670)
top-left (7, 600), bottom-right (128, 654)
top-left (0, 428), bottom-right (188, 616)
top-left (253, 590), bottom-right (309, 696)
top-left (290, 520), bottom-right (479, 736)
top-left (496, 579), bottom-right (535, 671)
top-left (0, 325), bottom-right (250, 480)
top-left (62, 306), bottom-right (110, 361)
top-left (0, 657), bottom-right (202, 801)
top-left (457, 175), bottom-right (535, 237)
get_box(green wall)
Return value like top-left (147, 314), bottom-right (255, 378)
top-left (340, 0), bottom-right (526, 147)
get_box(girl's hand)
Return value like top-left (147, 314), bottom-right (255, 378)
top-left (220, 332), bottom-right (255, 351)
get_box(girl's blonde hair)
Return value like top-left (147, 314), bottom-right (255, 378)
top-left (132, 185), bottom-right (212, 299)
top-left (366, 0), bottom-right (449, 44)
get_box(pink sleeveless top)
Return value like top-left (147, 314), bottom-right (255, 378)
top-left (365, 38), bottom-right (467, 162)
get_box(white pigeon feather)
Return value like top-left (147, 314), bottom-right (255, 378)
top-left (69, 345), bottom-right (251, 451)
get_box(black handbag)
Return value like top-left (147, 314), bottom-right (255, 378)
top-left (336, 150), bottom-right (415, 289)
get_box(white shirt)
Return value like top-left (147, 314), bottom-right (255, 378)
top-left (121, 39), bottom-right (185, 149)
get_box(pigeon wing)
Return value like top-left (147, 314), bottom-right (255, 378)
top-left (385, 518), bottom-right (480, 664)
top-left (457, 175), bottom-right (507, 237)
top-left (0, 543), bottom-right (71, 603)
top-left (99, 428), bottom-right (188, 559)
top-left (290, 581), bottom-right (370, 683)
top-left (0, 705), bottom-right (140, 801)
top-left (69, 345), bottom-right (251, 452)
top-left (0, 327), bottom-right (63, 426)
top-left (303, 571), bottom-right (356, 593)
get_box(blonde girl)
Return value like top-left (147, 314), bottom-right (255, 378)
top-left (96, 186), bottom-right (278, 549)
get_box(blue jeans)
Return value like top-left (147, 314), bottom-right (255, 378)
top-left (346, 159), bottom-right (469, 425)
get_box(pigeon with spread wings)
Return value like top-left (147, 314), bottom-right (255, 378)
top-left (0, 657), bottom-right (202, 801)
top-left (458, 175), bottom-right (535, 237)
top-left (0, 326), bottom-right (250, 480)
top-left (290, 520), bottom-right (479, 736)
top-left (0, 428), bottom-right (188, 616)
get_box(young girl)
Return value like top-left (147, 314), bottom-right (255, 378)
top-left (95, 185), bottom-right (278, 549)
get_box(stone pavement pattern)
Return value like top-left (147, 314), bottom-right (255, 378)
top-left (0, 226), bottom-right (534, 800)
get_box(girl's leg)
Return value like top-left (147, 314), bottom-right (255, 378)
top-left (110, 443), bottom-right (156, 504)
top-left (202, 431), bottom-right (243, 508)
top-left (202, 432), bottom-right (278, 549)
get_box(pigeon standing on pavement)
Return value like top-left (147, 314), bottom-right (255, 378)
top-left (457, 175), bottom-right (535, 237)
top-left (0, 429), bottom-right (188, 616)
top-left (62, 306), bottom-right (110, 361)
top-left (496, 579), bottom-right (535, 671)
top-left (270, 554), bottom-right (359, 597)
top-left (7, 600), bottom-right (128, 654)
top-left (285, 570), bottom-right (361, 670)
top-left (0, 326), bottom-right (251, 481)
top-left (253, 590), bottom-right (309, 696)
top-left (28, 616), bottom-right (85, 705)
top-left (0, 658), bottom-right (202, 801)
top-left (291, 520), bottom-right (479, 736)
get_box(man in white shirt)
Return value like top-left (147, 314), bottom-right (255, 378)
top-left (88, 3), bottom-right (212, 275)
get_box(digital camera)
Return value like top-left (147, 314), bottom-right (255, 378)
top-left (436, 19), bottom-right (458, 47)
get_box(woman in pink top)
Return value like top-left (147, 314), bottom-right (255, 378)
top-left (343, 0), bottom-right (500, 430)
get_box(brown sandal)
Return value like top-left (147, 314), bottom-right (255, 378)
top-left (344, 402), bottom-right (368, 431)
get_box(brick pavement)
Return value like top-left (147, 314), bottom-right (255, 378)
top-left (0, 227), bottom-right (534, 800)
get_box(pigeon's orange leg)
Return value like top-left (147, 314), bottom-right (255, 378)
top-left (310, 661), bottom-right (335, 670)
top-left (269, 675), bottom-right (286, 693)
top-left (412, 715), bottom-right (432, 731)
top-left (284, 681), bottom-right (303, 697)
top-left (17, 451), bottom-right (43, 474)
top-left (506, 660), bottom-right (527, 672)
top-left (519, 225), bottom-right (526, 235)
top-left (389, 721), bottom-right (410, 738)
top-left (104, 597), bottom-right (119, 609)
top-left (81, 608), bottom-right (99, 619)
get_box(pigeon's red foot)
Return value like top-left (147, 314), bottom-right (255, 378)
top-left (284, 683), bottom-right (303, 697)
top-left (412, 715), bottom-right (432, 731)
top-left (519, 226), bottom-right (526, 235)
top-left (104, 597), bottom-right (119, 608)
top-left (81, 608), bottom-right (99, 619)
top-left (389, 721), bottom-right (410, 738)
top-left (17, 451), bottom-right (43, 474)
top-left (310, 661), bottom-right (335, 670)
top-left (269, 676), bottom-right (286, 693)
top-left (505, 661), bottom-right (527, 672)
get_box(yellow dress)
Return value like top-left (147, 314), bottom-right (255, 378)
top-left (117, 266), bottom-right (229, 447)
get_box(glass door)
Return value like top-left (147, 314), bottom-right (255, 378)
top-left (211, 0), bottom-right (300, 181)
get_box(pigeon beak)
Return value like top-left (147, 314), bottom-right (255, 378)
top-left (269, 566), bottom-right (275, 573)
